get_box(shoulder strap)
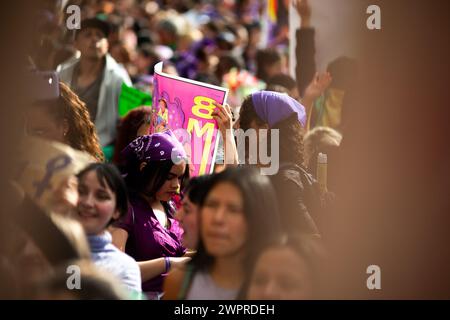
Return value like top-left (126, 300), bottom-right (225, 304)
top-left (177, 264), bottom-right (195, 300)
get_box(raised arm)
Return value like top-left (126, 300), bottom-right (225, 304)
top-left (293, 0), bottom-right (317, 97)
top-left (302, 72), bottom-right (332, 131)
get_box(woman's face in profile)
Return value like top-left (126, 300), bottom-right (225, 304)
top-left (136, 113), bottom-right (152, 136)
top-left (176, 194), bottom-right (200, 250)
top-left (26, 106), bottom-right (67, 144)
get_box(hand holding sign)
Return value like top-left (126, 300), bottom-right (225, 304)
top-left (212, 102), bottom-right (233, 135)
top-left (212, 102), bottom-right (239, 167)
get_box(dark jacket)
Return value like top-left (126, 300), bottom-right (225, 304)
top-left (270, 163), bottom-right (320, 235)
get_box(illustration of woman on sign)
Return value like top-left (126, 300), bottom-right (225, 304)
top-left (154, 98), bottom-right (169, 132)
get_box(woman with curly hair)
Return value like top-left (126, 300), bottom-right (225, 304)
top-left (26, 81), bottom-right (104, 162)
top-left (238, 91), bottom-right (319, 235)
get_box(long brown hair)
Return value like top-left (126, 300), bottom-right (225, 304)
top-left (39, 82), bottom-right (104, 162)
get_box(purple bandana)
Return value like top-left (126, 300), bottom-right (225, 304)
top-left (122, 130), bottom-right (187, 166)
top-left (251, 91), bottom-right (306, 127)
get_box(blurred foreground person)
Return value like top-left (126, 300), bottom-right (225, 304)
top-left (245, 234), bottom-right (324, 300)
top-left (175, 174), bottom-right (214, 251)
top-left (26, 77), bottom-right (103, 162)
top-left (164, 167), bottom-right (282, 300)
top-left (33, 259), bottom-right (130, 300)
top-left (76, 163), bottom-right (142, 295)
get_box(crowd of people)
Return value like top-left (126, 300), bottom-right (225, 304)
top-left (1, 0), bottom-right (354, 300)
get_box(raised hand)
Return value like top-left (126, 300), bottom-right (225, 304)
top-left (304, 71), bottom-right (332, 102)
top-left (212, 102), bottom-right (233, 134)
top-left (292, 0), bottom-right (312, 27)
top-left (212, 102), bottom-right (239, 166)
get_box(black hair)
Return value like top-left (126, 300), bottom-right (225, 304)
top-left (75, 18), bottom-right (111, 39)
top-left (77, 163), bottom-right (129, 222)
top-left (265, 84), bottom-right (290, 95)
top-left (216, 31), bottom-right (236, 51)
top-left (215, 54), bottom-right (243, 82)
top-left (244, 21), bottom-right (261, 33)
top-left (137, 43), bottom-right (159, 60)
top-left (204, 20), bottom-right (222, 35)
top-left (256, 49), bottom-right (282, 83)
top-left (267, 73), bottom-right (297, 91)
top-left (157, 19), bottom-right (178, 37)
top-left (195, 73), bottom-right (221, 87)
top-left (272, 115), bottom-right (305, 168)
top-left (124, 159), bottom-right (190, 212)
top-left (183, 174), bottom-right (214, 205)
top-left (326, 56), bottom-right (358, 91)
top-left (191, 167), bottom-right (282, 275)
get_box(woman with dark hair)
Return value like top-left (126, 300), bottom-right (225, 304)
top-left (111, 130), bottom-right (191, 300)
top-left (112, 106), bottom-right (153, 168)
top-left (76, 163), bottom-right (141, 295)
top-left (176, 174), bottom-right (214, 250)
top-left (266, 73), bottom-right (300, 100)
top-left (245, 234), bottom-right (324, 300)
top-left (26, 82), bottom-right (104, 162)
top-left (164, 167), bottom-right (282, 300)
top-left (238, 91), bottom-right (320, 235)
top-left (255, 49), bottom-right (282, 83)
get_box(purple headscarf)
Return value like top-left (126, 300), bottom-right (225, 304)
top-left (122, 130), bottom-right (187, 167)
top-left (251, 91), bottom-right (306, 127)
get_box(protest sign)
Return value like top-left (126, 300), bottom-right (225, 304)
top-left (152, 62), bottom-right (228, 176)
top-left (119, 83), bottom-right (152, 117)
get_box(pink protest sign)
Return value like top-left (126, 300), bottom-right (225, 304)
top-left (152, 62), bottom-right (229, 176)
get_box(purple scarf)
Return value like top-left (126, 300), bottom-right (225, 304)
top-left (251, 91), bottom-right (306, 127)
top-left (122, 130), bottom-right (187, 166)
